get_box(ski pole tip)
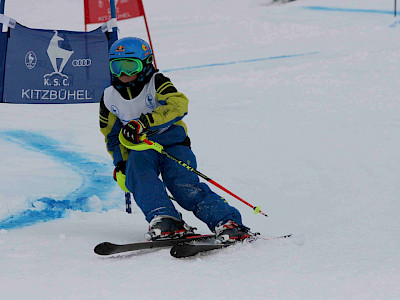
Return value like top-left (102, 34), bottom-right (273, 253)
top-left (254, 206), bottom-right (268, 217)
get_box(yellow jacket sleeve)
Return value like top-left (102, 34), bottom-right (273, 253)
top-left (99, 95), bottom-right (129, 165)
top-left (141, 74), bottom-right (188, 132)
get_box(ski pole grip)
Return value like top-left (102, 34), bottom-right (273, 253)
top-left (119, 132), bottom-right (163, 153)
top-left (142, 138), bottom-right (153, 145)
top-left (140, 136), bottom-right (164, 153)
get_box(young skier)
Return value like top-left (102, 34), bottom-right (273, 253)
top-left (99, 37), bottom-right (254, 243)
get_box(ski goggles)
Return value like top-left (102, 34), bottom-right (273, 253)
top-left (109, 56), bottom-right (154, 77)
top-left (110, 58), bottom-right (143, 77)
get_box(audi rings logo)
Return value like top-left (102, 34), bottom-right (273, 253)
top-left (72, 59), bottom-right (92, 67)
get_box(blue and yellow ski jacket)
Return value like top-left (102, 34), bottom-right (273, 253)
top-left (99, 72), bottom-right (190, 166)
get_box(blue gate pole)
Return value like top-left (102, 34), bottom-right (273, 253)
top-left (108, 0), bottom-right (131, 212)
top-left (395, 0), bottom-right (397, 17)
top-left (1, 0), bottom-right (5, 14)
top-left (125, 191), bottom-right (132, 214)
top-left (0, 0), bottom-right (6, 104)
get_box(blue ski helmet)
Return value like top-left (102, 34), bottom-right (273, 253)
top-left (109, 37), bottom-right (153, 62)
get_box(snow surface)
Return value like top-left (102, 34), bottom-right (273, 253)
top-left (1, 0), bottom-right (400, 299)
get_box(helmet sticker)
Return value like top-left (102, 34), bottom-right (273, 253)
top-left (142, 44), bottom-right (151, 56)
top-left (109, 38), bottom-right (152, 61)
top-left (116, 45), bottom-right (125, 52)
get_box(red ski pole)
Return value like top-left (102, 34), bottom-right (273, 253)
top-left (155, 143), bottom-right (267, 216)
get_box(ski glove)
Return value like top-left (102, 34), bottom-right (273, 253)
top-left (113, 161), bottom-right (129, 192)
top-left (121, 119), bottom-right (147, 144)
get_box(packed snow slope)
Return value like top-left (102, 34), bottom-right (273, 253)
top-left (1, 0), bottom-right (400, 299)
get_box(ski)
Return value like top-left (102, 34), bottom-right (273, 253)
top-left (170, 234), bottom-right (293, 258)
top-left (170, 242), bottom-right (229, 258)
top-left (94, 234), bottom-right (215, 256)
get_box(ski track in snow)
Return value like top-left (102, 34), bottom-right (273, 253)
top-left (0, 130), bottom-right (114, 229)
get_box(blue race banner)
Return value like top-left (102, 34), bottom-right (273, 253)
top-left (2, 22), bottom-right (111, 104)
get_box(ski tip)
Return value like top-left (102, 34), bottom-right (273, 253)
top-left (94, 242), bottom-right (115, 256)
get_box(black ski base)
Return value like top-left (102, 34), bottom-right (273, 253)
top-left (94, 234), bottom-right (215, 256)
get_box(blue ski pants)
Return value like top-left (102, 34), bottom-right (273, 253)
top-left (125, 144), bottom-right (244, 231)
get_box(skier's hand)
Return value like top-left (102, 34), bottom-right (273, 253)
top-left (122, 119), bottom-right (147, 144)
top-left (113, 161), bottom-right (129, 192)
top-left (113, 161), bottom-right (126, 181)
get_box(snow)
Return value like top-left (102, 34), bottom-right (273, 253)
top-left (1, 0), bottom-right (400, 299)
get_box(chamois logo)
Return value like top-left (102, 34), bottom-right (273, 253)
top-left (145, 94), bottom-right (156, 109)
top-left (25, 51), bottom-right (37, 69)
top-left (47, 31), bottom-right (74, 74)
top-left (111, 105), bottom-right (120, 117)
top-left (44, 31), bottom-right (74, 87)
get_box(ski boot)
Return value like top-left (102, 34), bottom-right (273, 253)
top-left (145, 215), bottom-right (196, 241)
top-left (215, 220), bottom-right (258, 244)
